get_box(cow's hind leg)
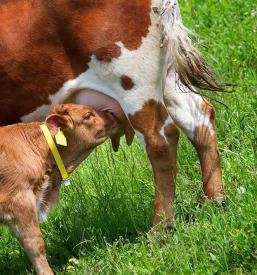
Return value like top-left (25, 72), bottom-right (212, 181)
top-left (164, 73), bottom-right (225, 201)
top-left (129, 100), bottom-right (180, 226)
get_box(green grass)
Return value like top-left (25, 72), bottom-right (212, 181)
top-left (0, 0), bottom-right (256, 274)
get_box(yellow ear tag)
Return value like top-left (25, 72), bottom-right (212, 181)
top-left (55, 128), bottom-right (67, 146)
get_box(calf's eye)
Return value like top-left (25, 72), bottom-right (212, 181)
top-left (83, 112), bottom-right (94, 120)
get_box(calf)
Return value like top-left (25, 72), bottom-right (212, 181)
top-left (0, 104), bottom-right (117, 275)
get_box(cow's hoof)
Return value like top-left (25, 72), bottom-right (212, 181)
top-left (150, 221), bottom-right (176, 235)
top-left (213, 195), bottom-right (226, 204)
top-left (214, 198), bottom-right (226, 209)
top-left (202, 196), bottom-right (227, 210)
top-left (165, 223), bottom-right (176, 231)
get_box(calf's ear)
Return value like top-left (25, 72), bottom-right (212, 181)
top-left (45, 114), bottom-right (73, 130)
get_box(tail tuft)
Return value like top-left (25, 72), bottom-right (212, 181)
top-left (160, 0), bottom-right (230, 92)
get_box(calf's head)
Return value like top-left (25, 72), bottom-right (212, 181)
top-left (45, 104), bottom-right (117, 149)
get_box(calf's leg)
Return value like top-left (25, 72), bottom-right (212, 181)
top-left (6, 192), bottom-right (53, 275)
top-left (164, 73), bottom-right (224, 201)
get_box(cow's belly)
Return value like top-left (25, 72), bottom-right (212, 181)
top-left (69, 89), bottom-right (125, 119)
top-left (19, 88), bottom-right (126, 123)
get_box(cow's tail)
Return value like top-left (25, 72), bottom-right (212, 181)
top-left (159, 0), bottom-right (228, 92)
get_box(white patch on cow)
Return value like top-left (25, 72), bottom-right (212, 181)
top-left (160, 116), bottom-right (174, 143)
top-left (164, 72), bottom-right (215, 140)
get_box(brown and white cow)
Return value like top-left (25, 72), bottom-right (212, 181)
top-left (0, 0), bottom-right (226, 227)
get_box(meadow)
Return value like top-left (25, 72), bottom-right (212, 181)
top-left (0, 0), bottom-right (256, 274)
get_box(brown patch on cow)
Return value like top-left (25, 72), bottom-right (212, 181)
top-left (121, 75), bottom-right (134, 90)
top-left (0, 0), bottom-right (152, 124)
top-left (50, 0), bottom-right (151, 70)
top-left (129, 99), bottom-right (179, 157)
top-left (129, 100), bottom-right (168, 139)
top-left (193, 125), bottom-right (224, 200)
top-left (0, 1), bottom-right (75, 124)
top-left (94, 44), bottom-right (121, 62)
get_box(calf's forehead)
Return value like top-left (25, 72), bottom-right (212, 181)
top-left (74, 106), bottom-right (96, 117)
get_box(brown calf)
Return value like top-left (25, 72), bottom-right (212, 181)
top-left (0, 104), bottom-right (117, 275)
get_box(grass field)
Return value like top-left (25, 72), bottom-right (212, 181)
top-left (0, 0), bottom-right (256, 274)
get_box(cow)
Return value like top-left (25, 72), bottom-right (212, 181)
top-left (0, 0), bottom-right (227, 228)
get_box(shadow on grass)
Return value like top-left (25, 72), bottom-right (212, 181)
top-left (0, 184), bottom-right (154, 274)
